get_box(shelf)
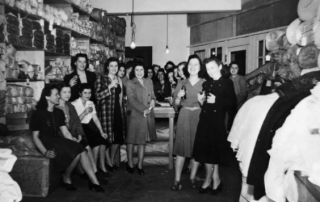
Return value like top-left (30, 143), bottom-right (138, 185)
top-left (45, 51), bottom-right (71, 57)
top-left (9, 44), bottom-right (71, 57)
top-left (1, 3), bottom-right (42, 20)
top-left (6, 79), bottom-right (44, 82)
top-left (43, 0), bottom-right (71, 4)
top-left (71, 30), bottom-right (90, 39)
top-left (90, 38), bottom-right (103, 44)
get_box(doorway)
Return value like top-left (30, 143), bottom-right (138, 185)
top-left (230, 50), bottom-right (246, 76)
top-left (125, 46), bottom-right (153, 67)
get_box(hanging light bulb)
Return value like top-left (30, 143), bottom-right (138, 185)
top-left (130, 41), bottom-right (136, 49)
top-left (165, 14), bottom-right (169, 54)
top-left (166, 45), bottom-right (169, 54)
top-left (265, 54), bottom-right (271, 61)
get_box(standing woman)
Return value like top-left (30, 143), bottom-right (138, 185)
top-left (171, 55), bottom-right (205, 190)
top-left (64, 53), bottom-right (97, 104)
top-left (192, 57), bottom-right (236, 194)
top-left (95, 57), bottom-right (127, 171)
top-left (30, 85), bottom-right (104, 192)
top-left (126, 62), bottom-right (157, 175)
top-left (154, 69), bottom-right (172, 101)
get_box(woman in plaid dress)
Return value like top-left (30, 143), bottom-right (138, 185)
top-left (95, 57), bottom-right (127, 172)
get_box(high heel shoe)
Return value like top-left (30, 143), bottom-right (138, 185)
top-left (198, 186), bottom-right (211, 194)
top-left (190, 179), bottom-right (197, 189)
top-left (126, 162), bottom-right (135, 173)
top-left (211, 182), bottom-right (223, 195)
top-left (106, 164), bottom-right (115, 172)
top-left (61, 182), bottom-right (77, 191)
top-left (171, 181), bottom-right (182, 191)
top-left (136, 165), bottom-right (145, 176)
top-left (98, 167), bottom-right (112, 178)
top-left (88, 181), bottom-right (105, 193)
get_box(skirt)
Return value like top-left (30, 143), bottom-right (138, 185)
top-left (82, 120), bottom-right (110, 148)
top-left (173, 107), bottom-right (201, 158)
top-left (40, 135), bottom-right (85, 172)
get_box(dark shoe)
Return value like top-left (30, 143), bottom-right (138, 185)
top-left (190, 179), bottom-right (197, 189)
top-left (136, 165), bottom-right (145, 176)
top-left (126, 162), bottom-right (135, 173)
top-left (88, 181), bottom-right (105, 193)
top-left (61, 182), bottom-right (77, 191)
top-left (198, 186), bottom-right (211, 194)
top-left (171, 181), bottom-right (182, 191)
top-left (98, 167), bottom-right (112, 178)
top-left (211, 182), bottom-right (223, 195)
top-left (106, 164), bottom-right (115, 172)
top-left (182, 167), bottom-right (191, 175)
top-left (96, 172), bottom-right (109, 185)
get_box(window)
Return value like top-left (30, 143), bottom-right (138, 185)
top-left (217, 47), bottom-right (222, 61)
top-left (258, 40), bottom-right (269, 67)
top-left (194, 50), bottom-right (206, 62)
top-left (210, 48), bottom-right (216, 57)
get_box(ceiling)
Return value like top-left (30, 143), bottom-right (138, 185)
top-left (90, 0), bottom-right (242, 15)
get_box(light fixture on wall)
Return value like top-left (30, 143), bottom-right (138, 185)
top-left (165, 14), bottom-right (169, 54)
top-left (130, 0), bottom-right (136, 49)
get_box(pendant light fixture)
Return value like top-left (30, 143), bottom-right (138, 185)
top-left (165, 14), bottom-right (169, 54)
top-left (130, 0), bottom-right (136, 49)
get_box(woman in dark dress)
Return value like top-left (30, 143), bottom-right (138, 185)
top-left (64, 53), bottom-right (97, 104)
top-left (30, 85), bottom-right (104, 192)
top-left (95, 57), bottom-right (126, 171)
top-left (192, 57), bottom-right (236, 194)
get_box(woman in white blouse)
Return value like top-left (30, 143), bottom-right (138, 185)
top-left (72, 83), bottom-right (110, 178)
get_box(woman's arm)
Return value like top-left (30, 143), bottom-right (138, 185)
top-left (92, 114), bottom-right (108, 139)
top-left (60, 126), bottom-right (75, 140)
top-left (173, 81), bottom-right (183, 107)
top-left (95, 76), bottom-right (111, 101)
top-left (32, 131), bottom-right (47, 155)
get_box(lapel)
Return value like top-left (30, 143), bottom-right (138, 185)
top-left (133, 77), bottom-right (147, 92)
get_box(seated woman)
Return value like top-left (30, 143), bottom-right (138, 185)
top-left (30, 85), bottom-right (104, 192)
top-left (56, 84), bottom-right (108, 184)
top-left (154, 69), bottom-right (172, 102)
top-left (71, 84), bottom-right (110, 177)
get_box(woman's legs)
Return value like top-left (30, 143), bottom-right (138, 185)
top-left (80, 151), bottom-right (100, 185)
top-left (92, 145), bottom-right (100, 165)
top-left (137, 145), bottom-right (145, 168)
top-left (126, 144), bottom-right (134, 167)
top-left (99, 145), bottom-right (108, 172)
top-left (190, 159), bottom-right (200, 180)
top-left (174, 155), bottom-right (185, 182)
top-left (212, 164), bottom-right (221, 189)
top-left (105, 148), bottom-right (112, 166)
top-left (202, 163), bottom-right (214, 188)
top-left (63, 154), bottom-right (80, 184)
top-left (87, 147), bottom-right (97, 173)
top-left (110, 144), bottom-right (119, 165)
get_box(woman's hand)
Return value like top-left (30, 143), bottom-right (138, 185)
top-left (150, 99), bottom-right (155, 108)
top-left (207, 93), bottom-right (216, 104)
top-left (77, 135), bottom-right (82, 143)
top-left (84, 107), bottom-right (93, 115)
top-left (197, 92), bottom-right (206, 103)
top-left (101, 132), bottom-right (108, 139)
top-left (177, 89), bottom-right (185, 98)
top-left (69, 76), bottom-right (77, 87)
top-left (143, 109), bottom-right (150, 117)
top-left (44, 150), bottom-right (56, 158)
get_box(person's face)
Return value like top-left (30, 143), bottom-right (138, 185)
top-left (188, 59), bottom-right (200, 76)
top-left (147, 69), bottom-right (153, 79)
top-left (46, 89), bottom-right (60, 105)
top-left (230, 64), bottom-right (239, 75)
top-left (59, 87), bottom-right (71, 102)
top-left (154, 66), bottom-right (159, 74)
top-left (178, 65), bottom-right (185, 78)
top-left (158, 71), bottom-right (164, 81)
top-left (206, 61), bottom-right (221, 79)
top-left (135, 66), bottom-right (144, 79)
top-left (75, 57), bottom-right (87, 71)
top-left (80, 89), bottom-right (92, 101)
top-left (117, 66), bottom-right (125, 78)
top-left (108, 61), bottom-right (118, 76)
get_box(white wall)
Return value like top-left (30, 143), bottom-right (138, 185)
top-left (123, 15), bottom-right (190, 67)
top-left (90, 0), bottom-right (190, 67)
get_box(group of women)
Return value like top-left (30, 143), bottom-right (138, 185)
top-left (29, 53), bottom-right (237, 195)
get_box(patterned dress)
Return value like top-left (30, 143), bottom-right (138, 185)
top-left (95, 75), bottom-right (126, 143)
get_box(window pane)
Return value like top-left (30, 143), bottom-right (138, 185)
top-left (259, 40), bottom-right (264, 57)
top-left (258, 58), bottom-right (263, 67)
top-left (210, 48), bottom-right (216, 56)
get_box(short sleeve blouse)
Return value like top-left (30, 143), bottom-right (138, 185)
top-left (71, 98), bottom-right (97, 124)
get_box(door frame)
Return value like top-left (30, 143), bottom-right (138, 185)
top-left (227, 44), bottom-right (249, 73)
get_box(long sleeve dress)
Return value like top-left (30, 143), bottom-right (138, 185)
top-left (173, 78), bottom-right (204, 157)
top-left (192, 77), bottom-right (236, 165)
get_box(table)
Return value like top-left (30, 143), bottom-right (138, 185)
top-left (153, 107), bottom-right (176, 169)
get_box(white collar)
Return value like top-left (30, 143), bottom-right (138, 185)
top-left (301, 67), bottom-right (320, 76)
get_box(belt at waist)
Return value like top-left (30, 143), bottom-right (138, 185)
top-left (182, 106), bottom-right (200, 110)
